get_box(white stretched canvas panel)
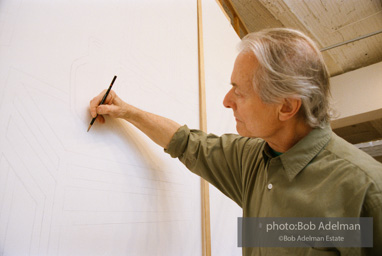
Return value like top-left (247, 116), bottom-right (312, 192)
top-left (202, 0), bottom-right (242, 255)
top-left (0, 1), bottom-right (202, 255)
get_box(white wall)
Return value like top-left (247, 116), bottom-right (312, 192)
top-left (330, 61), bottom-right (382, 128)
top-left (202, 0), bottom-right (243, 255)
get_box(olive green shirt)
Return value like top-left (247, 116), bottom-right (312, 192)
top-left (165, 125), bottom-right (382, 256)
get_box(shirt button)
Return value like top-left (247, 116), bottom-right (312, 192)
top-left (267, 184), bottom-right (273, 190)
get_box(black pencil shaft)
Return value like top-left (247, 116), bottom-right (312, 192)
top-left (87, 75), bottom-right (117, 132)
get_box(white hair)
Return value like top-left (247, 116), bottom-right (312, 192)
top-left (238, 28), bottom-right (332, 128)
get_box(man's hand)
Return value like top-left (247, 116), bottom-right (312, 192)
top-left (89, 89), bottom-right (132, 123)
top-left (89, 90), bottom-right (181, 149)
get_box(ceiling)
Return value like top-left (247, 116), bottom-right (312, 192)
top-left (220, 0), bottom-right (382, 77)
top-left (218, 0), bottom-right (382, 162)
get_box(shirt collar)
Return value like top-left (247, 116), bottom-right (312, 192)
top-left (264, 125), bottom-right (332, 182)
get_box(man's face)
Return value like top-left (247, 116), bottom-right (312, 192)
top-left (223, 52), bottom-right (281, 139)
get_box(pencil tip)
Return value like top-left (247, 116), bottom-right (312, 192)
top-left (87, 124), bottom-right (91, 132)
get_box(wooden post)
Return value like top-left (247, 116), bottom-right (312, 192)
top-left (197, 0), bottom-right (211, 256)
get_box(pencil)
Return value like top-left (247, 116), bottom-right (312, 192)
top-left (87, 75), bottom-right (117, 132)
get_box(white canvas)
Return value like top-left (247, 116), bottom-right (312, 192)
top-left (0, 1), bottom-right (201, 255)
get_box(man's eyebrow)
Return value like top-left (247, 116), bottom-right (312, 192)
top-left (230, 82), bottom-right (238, 87)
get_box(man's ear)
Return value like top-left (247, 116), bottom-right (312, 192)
top-left (278, 98), bottom-right (302, 121)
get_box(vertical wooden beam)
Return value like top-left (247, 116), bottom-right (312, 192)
top-left (197, 0), bottom-right (207, 134)
top-left (197, 1), bottom-right (211, 256)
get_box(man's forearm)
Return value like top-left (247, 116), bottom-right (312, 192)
top-left (124, 105), bottom-right (181, 149)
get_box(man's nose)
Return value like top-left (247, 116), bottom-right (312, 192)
top-left (223, 88), bottom-right (235, 109)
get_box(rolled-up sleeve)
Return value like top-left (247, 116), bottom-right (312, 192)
top-left (165, 125), bottom-right (251, 207)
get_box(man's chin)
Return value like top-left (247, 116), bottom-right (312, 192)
top-left (236, 124), bottom-right (248, 137)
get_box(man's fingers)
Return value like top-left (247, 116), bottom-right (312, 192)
top-left (90, 90), bottom-right (117, 117)
top-left (96, 115), bottom-right (105, 124)
top-left (90, 90), bottom-right (105, 117)
top-left (89, 99), bottom-right (98, 118)
top-left (105, 90), bottom-right (116, 104)
top-left (96, 105), bottom-right (107, 115)
top-left (97, 104), bottom-right (120, 118)
top-left (100, 89), bottom-right (116, 105)
top-left (97, 104), bottom-right (116, 115)
top-left (93, 89), bottom-right (108, 103)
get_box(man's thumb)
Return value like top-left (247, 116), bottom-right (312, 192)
top-left (97, 105), bottom-right (119, 116)
top-left (97, 105), bottom-right (110, 115)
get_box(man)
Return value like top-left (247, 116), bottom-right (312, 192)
top-left (90, 28), bottom-right (382, 255)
